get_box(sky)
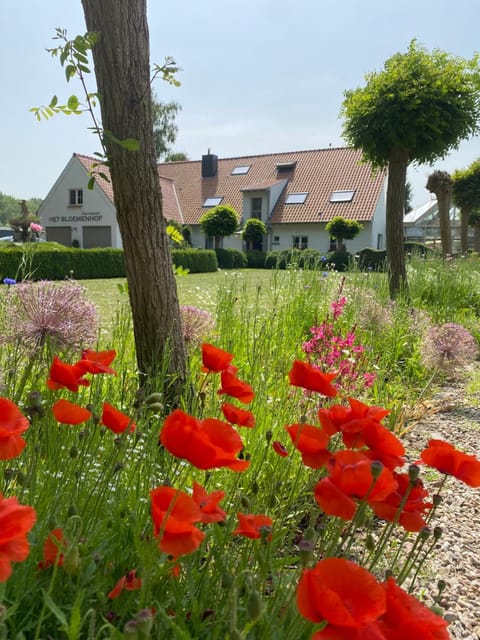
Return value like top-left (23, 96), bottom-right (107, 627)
top-left (1, 0), bottom-right (479, 207)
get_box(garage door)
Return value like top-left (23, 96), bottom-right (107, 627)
top-left (46, 227), bottom-right (72, 246)
top-left (82, 226), bottom-right (112, 248)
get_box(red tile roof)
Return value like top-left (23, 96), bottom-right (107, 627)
top-left (159, 148), bottom-right (386, 225)
top-left (74, 154), bottom-right (184, 224)
top-left (75, 148), bottom-right (385, 227)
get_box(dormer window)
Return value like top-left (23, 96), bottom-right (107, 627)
top-left (69, 189), bottom-right (83, 206)
top-left (231, 165), bottom-right (250, 175)
top-left (203, 196), bottom-right (223, 207)
top-left (285, 192), bottom-right (308, 205)
top-left (276, 161), bottom-right (296, 172)
top-left (330, 190), bottom-right (355, 202)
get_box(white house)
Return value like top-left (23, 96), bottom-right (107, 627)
top-left (38, 148), bottom-right (387, 253)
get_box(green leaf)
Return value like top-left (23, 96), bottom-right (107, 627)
top-left (67, 95), bottom-right (79, 111)
top-left (49, 95), bottom-right (59, 108)
top-left (65, 64), bottom-right (76, 81)
top-left (42, 591), bottom-right (68, 630)
top-left (117, 138), bottom-right (140, 151)
top-left (87, 176), bottom-right (96, 190)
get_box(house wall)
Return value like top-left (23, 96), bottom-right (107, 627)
top-left (38, 157), bottom-right (121, 249)
top-left (269, 222), bottom-right (375, 254)
top-left (369, 183), bottom-right (387, 250)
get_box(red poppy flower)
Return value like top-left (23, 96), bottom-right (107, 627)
top-left (108, 569), bottom-right (142, 599)
top-left (232, 513), bottom-right (273, 541)
top-left (0, 494), bottom-right (36, 581)
top-left (288, 360), bottom-right (338, 397)
top-left (101, 402), bottom-right (136, 434)
top-left (52, 399), bottom-right (92, 425)
top-left (202, 343), bottom-right (234, 373)
top-left (0, 398), bottom-right (30, 460)
top-left (420, 439), bottom-right (480, 487)
top-left (47, 356), bottom-right (90, 392)
top-left (296, 558), bottom-right (386, 627)
top-left (218, 371), bottom-right (254, 404)
top-left (39, 528), bottom-right (67, 569)
top-left (272, 440), bottom-right (289, 457)
top-left (150, 486), bottom-right (204, 559)
top-left (76, 349), bottom-right (117, 375)
top-left (160, 409), bottom-right (249, 471)
top-left (370, 472), bottom-right (432, 532)
top-left (319, 398), bottom-right (390, 442)
top-left (314, 451), bottom-right (398, 520)
top-left (285, 423), bottom-right (330, 468)
top-left (376, 576), bottom-right (449, 639)
top-left (361, 421), bottom-right (405, 470)
top-left (221, 402), bottom-right (255, 428)
top-left (192, 481), bottom-right (226, 523)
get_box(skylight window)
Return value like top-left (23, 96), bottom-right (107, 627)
top-left (330, 190), bottom-right (355, 203)
top-left (202, 196), bottom-right (224, 207)
top-left (231, 165), bottom-right (250, 175)
top-left (285, 192), bottom-right (308, 205)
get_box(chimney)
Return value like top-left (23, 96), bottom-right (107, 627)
top-left (202, 149), bottom-right (218, 178)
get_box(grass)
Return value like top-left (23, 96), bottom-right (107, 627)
top-left (0, 256), bottom-right (479, 638)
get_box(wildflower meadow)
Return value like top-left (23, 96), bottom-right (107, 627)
top-left (0, 253), bottom-right (480, 639)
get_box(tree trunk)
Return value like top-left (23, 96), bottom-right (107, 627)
top-left (386, 149), bottom-right (409, 298)
top-left (437, 190), bottom-right (453, 256)
top-left (474, 225), bottom-right (480, 253)
top-left (460, 207), bottom-right (471, 254)
top-left (81, 0), bottom-right (187, 398)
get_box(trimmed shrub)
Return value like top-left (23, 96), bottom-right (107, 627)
top-left (264, 249), bottom-right (324, 270)
top-left (358, 248), bottom-right (387, 271)
top-left (245, 250), bottom-right (268, 268)
top-left (325, 250), bottom-right (352, 271)
top-left (214, 248), bottom-right (247, 269)
top-left (171, 249), bottom-right (218, 273)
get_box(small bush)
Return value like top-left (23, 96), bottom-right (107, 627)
top-left (214, 248), bottom-right (247, 269)
top-left (245, 250), bottom-right (268, 268)
top-left (325, 250), bottom-right (352, 271)
top-left (171, 249), bottom-right (218, 273)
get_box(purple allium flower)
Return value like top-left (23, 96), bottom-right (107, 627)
top-left (3, 280), bottom-right (99, 353)
top-left (180, 305), bottom-right (215, 348)
top-left (421, 322), bottom-right (478, 374)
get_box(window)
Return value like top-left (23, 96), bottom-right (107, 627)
top-left (69, 189), bottom-right (83, 206)
top-left (251, 197), bottom-right (262, 219)
top-left (231, 165), bottom-right (250, 175)
top-left (202, 196), bottom-right (223, 207)
top-left (330, 190), bottom-right (355, 203)
top-left (285, 192), bottom-right (308, 205)
top-left (272, 235), bottom-right (280, 245)
top-left (292, 235), bottom-right (308, 250)
top-left (276, 161), bottom-right (296, 172)
top-left (377, 233), bottom-right (383, 250)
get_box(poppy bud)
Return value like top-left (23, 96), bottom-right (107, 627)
top-left (298, 538), bottom-right (314, 563)
top-left (408, 464), bottom-right (420, 481)
top-left (365, 534), bottom-right (376, 551)
top-left (437, 579), bottom-right (447, 594)
top-left (69, 446), bottom-right (78, 459)
top-left (145, 392), bottom-right (163, 405)
top-left (221, 572), bottom-right (234, 589)
top-left (3, 468), bottom-right (15, 481)
top-left (265, 430), bottom-right (273, 442)
top-left (246, 590), bottom-right (264, 621)
top-left (240, 495), bottom-right (251, 510)
top-left (370, 460), bottom-right (383, 480)
top-left (433, 494), bottom-right (442, 507)
top-left (433, 526), bottom-right (443, 541)
top-left (67, 505), bottom-right (77, 517)
top-left (251, 481), bottom-right (259, 494)
top-left (147, 402), bottom-right (164, 412)
top-left (63, 545), bottom-right (80, 575)
top-left (419, 527), bottom-right (431, 541)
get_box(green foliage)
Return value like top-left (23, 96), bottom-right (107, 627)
top-left (214, 248), bottom-right (247, 269)
top-left (264, 248), bottom-right (324, 269)
top-left (0, 194), bottom-right (42, 226)
top-left (325, 217), bottom-right (363, 249)
top-left (358, 247), bottom-right (387, 271)
top-left (242, 218), bottom-right (267, 245)
top-left (245, 250), bottom-right (267, 268)
top-left (171, 249), bottom-right (218, 273)
top-left (341, 39), bottom-right (480, 168)
top-left (152, 97), bottom-right (181, 160)
top-left (199, 205), bottom-right (239, 242)
top-left (325, 250), bottom-right (353, 271)
top-left (452, 159), bottom-right (480, 211)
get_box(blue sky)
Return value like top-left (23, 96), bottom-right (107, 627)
top-left (1, 0), bottom-right (479, 207)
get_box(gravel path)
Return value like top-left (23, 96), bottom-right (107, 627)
top-left (401, 384), bottom-right (480, 640)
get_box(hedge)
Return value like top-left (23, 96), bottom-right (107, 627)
top-left (0, 245), bottom-right (218, 281)
top-left (214, 248), bottom-right (247, 269)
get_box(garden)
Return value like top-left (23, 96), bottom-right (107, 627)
top-left (0, 253), bottom-right (480, 639)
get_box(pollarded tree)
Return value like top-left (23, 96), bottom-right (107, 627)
top-left (200, 204), bottom-right (239, 249)
top-left (426, 170), bottom-right (453, 256)
top-left (325, 217), bottom-right (363, 251)
top-left (341, 40), bottom-right (480, 297)
top-left (452, 159), bottom-right (480, 253)
top-left (81, 0), bottom-right (187, 396)
top-left (242, 218), bottom-right (267, 250)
